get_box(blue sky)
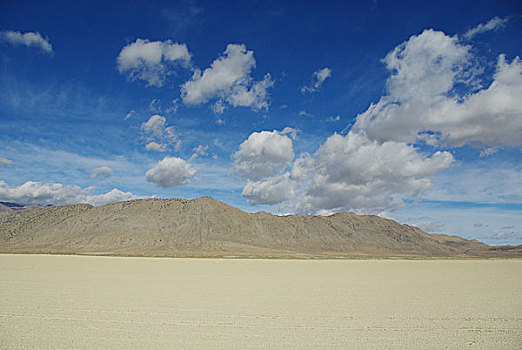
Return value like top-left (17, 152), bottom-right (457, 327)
top-left (1, 0), bottom-right (522, 245)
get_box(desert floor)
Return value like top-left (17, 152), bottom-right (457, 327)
top-left (0, 254), bottom-right (521, 349)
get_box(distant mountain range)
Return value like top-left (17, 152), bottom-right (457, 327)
top-left (0, 202), bottom-right (26, 209)
top-left (1, 197), bottom-right (520, 258)
top-left (0, 201), bottom-right (53, 209)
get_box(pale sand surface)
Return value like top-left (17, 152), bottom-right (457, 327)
top-left (0, 255), bottom-right (521, 349)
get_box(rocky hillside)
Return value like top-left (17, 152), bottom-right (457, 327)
top-left (0, 197), bottom-right (519, 258)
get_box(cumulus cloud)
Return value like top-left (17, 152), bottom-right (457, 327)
top-left (141, 114), bottom-right (180, 152)
top-left (463, 16), bottom-right (509, 39)
top-left (181, 44), bottom-right (273, 111)
top-left (91, 166), bottom-right (112, 179)
top-left (234, 25), bottom-right (522, 215)
top-left (238, 152), bottom-right (312, 206)
top-left (225, 73), bottom-right (274, 110)
top-left (145, 142), bottom-right (167, 152)
top-left (0, 30), bottom-right (53, 54)
top-left (145, 156), bottom-right (196, 188)
top-left (234, 129), bottom-right (454, 214)
top-left (87, 189), bottom-right (142, 206)
top-left (233, 124), bottom-right (455, 213)
top-left (117, 39), bottom-right (191, 87)
top-left (353, 29), bottom-right (522, 149)
top-left (142, 114), bottom-right (169, 138)
top-left (242, 173), bottom-right (300, 205)
top-left (0, 180), bottom-right (141, 206)
top-left (301, 67), bottom-right (331, 93)
top-left (287, 132), bottom-right (454, 215)
top-left (0, 157), bottom-right (13, 166)
top-left (232, 129), bottom-right (295, 181)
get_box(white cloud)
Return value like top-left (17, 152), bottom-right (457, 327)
top-left (145, 142), bottom-right (167, 152)
top-left (188, 144), bottom-right (209, 161)
top-left (145, 156), bottom-right (196, 188)
top-left (326, 115), bottom-right (340, 122)
top-left (279, 127), bottom-right (299, 140)
top-left (165, 99), bottom-right (180, 114)
top-left (234, 130), bottom-right (454, 213)
top-left (86, 189), bottom-right (142, 206)
top-left (181, 44), bottom-right (273, 111)
top-left (403, 217), bottom-right (446, 232)
top-left (142, 114), bottom-right (168, 138)
top-left (353, 29), bottom-right (522, 149)
top-left (117, 39), bottom-right (191, 87)
top-left (124, 109), bottom-right (136, 120)
top-left (383, 29), bottom-right (469, 102)
top-left (416, 221), bottom-right (444, 232)
top-left (463, 16), bottom-right (509, 39)
top-left (286, 132), bottom-right (455, 215)
top-left (0, 180), bottom-right (141, 206)
top-left (301, 67), bottom-right (331, 93)
top-left (149, 98), bottom-right (162, 113)
top-left (299, 110), bottom-right (313, 118)
top-left (0, 157), bottom-right (13, 166)
top-left (211, 99), bottom-right (226, 114)
top-left (91, 166), bottom-right (112, 179)
top-left (232, 129), bottom-right (295, 181)
top-left (233, 24), bottom-right (522, 215)
top-left (479, 147), bottom-right (498, 158)
top-left (141, 114), bottom-right (180, 152)
top-left (239, 152), bottom-right (311, 206)
top-left (226, 73), bottom-right (274, 110)
top-left (242, 173), bottom-right (299, 205)
top-left (0, 30), bottom-right (53, 54)
top-left (181, 44), bottom-right (253, 104)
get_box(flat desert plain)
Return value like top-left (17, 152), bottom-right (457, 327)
top-left (1, 255), bottom-right (521, 349)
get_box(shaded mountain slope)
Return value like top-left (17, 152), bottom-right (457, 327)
top-left (0, 197), bottom-right (519, 258)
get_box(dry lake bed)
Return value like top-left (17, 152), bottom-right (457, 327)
top-left (0, 254), bottom-right (521, 349)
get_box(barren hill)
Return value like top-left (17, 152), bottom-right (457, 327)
top-left (0, 197), bottom-right (520, 258)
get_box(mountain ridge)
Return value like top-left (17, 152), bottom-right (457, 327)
top-left (1, 197), bottom-right (520, 258)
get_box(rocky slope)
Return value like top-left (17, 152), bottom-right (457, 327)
top-left (0, 197), bottom-right (519, 258)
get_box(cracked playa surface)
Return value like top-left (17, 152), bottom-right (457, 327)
top-left (0, 255), bottom-right (521, 349)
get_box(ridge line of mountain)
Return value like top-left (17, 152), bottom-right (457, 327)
top-left (1, 197), bottom-right (521, 258)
